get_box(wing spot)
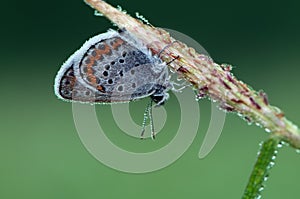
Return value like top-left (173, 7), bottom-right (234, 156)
top-left (105, 65), bottom-right (110, 70)
top-left (83, 67), bottom-right (88, 73)
top-left (103, 71), bottom-right (109, 77)
top-left (118, 85), bottom-right (123, 91)
top-left (98, 44), bottom-right (106, 50)
top-left (65, 80), bottom-right (70, 85)
top-left (91, 50), bottom-right (97, 57)
top-left (108, 79), bottom-right (113, 84)
top-left (67, 70), bottom-right (74, 76)
top-left (85, 58), bottom-right (91, 64)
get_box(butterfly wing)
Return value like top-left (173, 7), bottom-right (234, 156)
top-left (54, 30), bottom-right (169, 103)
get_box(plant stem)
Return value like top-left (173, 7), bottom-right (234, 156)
top-left (242, 138), bottom-right (280, 199)
top-left (84, 0), bottom-right (300, 149)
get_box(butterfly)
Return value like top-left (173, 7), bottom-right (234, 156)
top-left (54, 29), bottom-right (171, 138)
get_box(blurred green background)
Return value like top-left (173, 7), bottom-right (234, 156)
top-left (1, 0), bottom-right (300, 198)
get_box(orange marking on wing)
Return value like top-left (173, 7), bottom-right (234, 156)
top-left (94, 43), bottom-right (112, 57)
top-left (112, 38), bottom-right (125, 50)
top-left (82, 43), bottom-right (112, 92)
top-left (85, 56), bottom-right (97, 85)
top-left (85, 44), bottom-right (110, 85)
top-left (70, 76), bottom-right (76, 87)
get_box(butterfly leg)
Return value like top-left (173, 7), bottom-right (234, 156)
top-left (140, 100), bottom-right (151, 139)
top-left (140, 100), bottom-right (156, 140)
top-left (148, 100), bottom-right (155, 140)
top-left (171, 81), bottom-right (188, 92)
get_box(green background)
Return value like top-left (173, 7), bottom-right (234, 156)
top-left (1, 0), bottom-right (300, 198)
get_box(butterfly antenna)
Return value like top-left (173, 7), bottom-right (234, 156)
top-left (157, 41), bottom-right (180, 65)
top-left (158, 41), bottom-right (179, 58)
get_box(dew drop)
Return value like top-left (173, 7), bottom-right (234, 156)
top-left (257, 195), bottom-right (262, 199)
top-left (94, 10), bottom-right (103, 16)
top-left (268, 161), bottom-right (275, 169)
top-left (255, 122), bottom-right (262, 127)
top-left (264, 128), bottom-right (271, 133)
top-left (258, 186), bottom-right (264, 192)
top-left (136, 12), bottom-right (150, 25)
top-left (117, 5), bottom-right (127, 14)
